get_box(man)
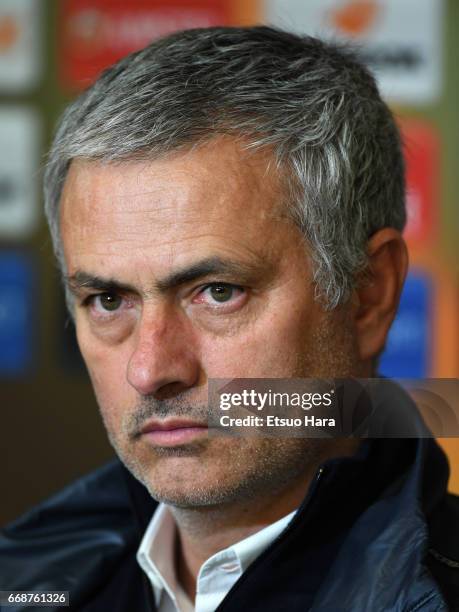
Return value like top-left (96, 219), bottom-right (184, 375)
top-left (1, 26), bottom-right (458, 611)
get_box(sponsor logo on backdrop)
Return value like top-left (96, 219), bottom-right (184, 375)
top-left (0, 0), bottom-right (41, 92)
top-left (379, 270), bottom-right (432, 378)
top-left (0, 107), bottom-right (40, 238)
top-left (401, 119), bottom-right (440, 246)
top-left (328, 0), bottom-right (380, 37)
top-left (265, 0), bottom-right (443, 104)
top-left (0, 252), bottom-right (34, 376)
top-left (61, 0), bottom-right (231, 90)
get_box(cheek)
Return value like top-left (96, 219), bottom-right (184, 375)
top-left (76, 324), bottom-right (135, 414)
top-left (200, 304), bottom-right (316, 378)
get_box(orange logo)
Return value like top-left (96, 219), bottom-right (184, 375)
top-left (0, 15), bottom-right (19, 52)
top-left (328, 0), bottom-right (380, 37)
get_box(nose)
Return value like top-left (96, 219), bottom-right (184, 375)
top-left (126, 306), bottom-right (201, 398)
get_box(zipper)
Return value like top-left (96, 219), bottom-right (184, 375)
top-left (214, 465), bottom-right (327, 611)
top-left (428, 547), bottom-right (459, 569)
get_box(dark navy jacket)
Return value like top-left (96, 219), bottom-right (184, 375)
top-left (1, 435), bottom-right (459, 610)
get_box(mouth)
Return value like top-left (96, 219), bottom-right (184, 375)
top-left (139, 418), bottom-right (209, 447)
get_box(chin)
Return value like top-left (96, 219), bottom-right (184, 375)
top-left (116, 451), bottom-right (219, 506)
top-left (141, 475), bottom-right (234, 508)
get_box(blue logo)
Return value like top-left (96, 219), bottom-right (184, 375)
top-left (379, 270), bottom-right (432, 378)
top-left (0, 252), bottom-right (35, 375)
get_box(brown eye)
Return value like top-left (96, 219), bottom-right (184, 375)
top-left (98, 293), bottom-right (122, 311)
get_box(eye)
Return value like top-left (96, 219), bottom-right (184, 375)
top-left (85, 292), bottom-right (124, 315)
top-left (97, 293), bottom-right (122, 311)
top-left (208, 284), bottom-right (237, 303)
top-left (192, 283), bottom-right (246, 309)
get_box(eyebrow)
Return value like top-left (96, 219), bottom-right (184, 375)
top-left (64, 256), bottom-right (267, 296)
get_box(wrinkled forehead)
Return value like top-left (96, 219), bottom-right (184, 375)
top-left (59, 137), bottom-right (302, 279)
top-left (60, 137), bottom-right (288, 224)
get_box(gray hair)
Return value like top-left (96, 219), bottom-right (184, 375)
top-left (44, 26), bottom-right (405, 309)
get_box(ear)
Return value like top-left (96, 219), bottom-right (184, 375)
top-left (353, 228), bottom-right (408, 362)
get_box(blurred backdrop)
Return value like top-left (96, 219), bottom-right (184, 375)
top-left (1, 0), bottom-right (458, 526)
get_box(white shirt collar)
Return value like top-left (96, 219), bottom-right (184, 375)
top-left (137, 503), bottom-right (296, 612)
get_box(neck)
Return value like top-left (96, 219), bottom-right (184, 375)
top-left (170, 438), bottom-right (359, 601)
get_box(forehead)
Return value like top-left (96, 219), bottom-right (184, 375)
top-left (59, 137), bottom-right (300, 278)
top-left (62, 135), bottom-right (283, 205)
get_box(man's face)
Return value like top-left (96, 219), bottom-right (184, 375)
top-left (60, 137), bottom-right (360, 507)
